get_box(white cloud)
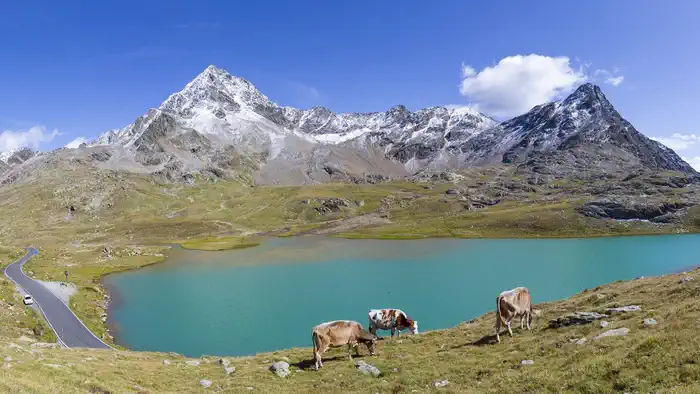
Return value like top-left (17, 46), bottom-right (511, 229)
top-left (594, 68), bottom-right (625, 87)
top-left (65, 137), bottom-right (88, 149)
top-left (459, 54), bottom-right (587, 118)
top-left (682, 156), bottom-right (700, 171)
top-left (650, 133), bottom-right (700, 152)
top-left (0, 126), bottom-right (60, 153)
top-left (605, 76), bottom-right (625, 87)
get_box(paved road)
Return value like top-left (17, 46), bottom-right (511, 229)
top-left (4, 248), bottom-right (111, 349)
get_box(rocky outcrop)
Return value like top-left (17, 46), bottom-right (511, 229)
top-left (314, 198), bottom-right (351, 215)
top-left (578, 199), bottom-right (695, 222)
top-left (548, 311), bottom-right (609, 328)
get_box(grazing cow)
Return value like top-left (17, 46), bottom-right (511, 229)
top-left (368, 308), bottom-right (418, 338)
top-left (495, 287), bottom-right (533, 343)
top-left (311, 320), bottom-right (377, 370)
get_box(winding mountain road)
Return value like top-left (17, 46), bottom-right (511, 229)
top-left (4, 248), bottom-right (111, 349)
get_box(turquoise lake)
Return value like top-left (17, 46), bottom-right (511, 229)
top-left (104, 234), bottom-right (700, 357)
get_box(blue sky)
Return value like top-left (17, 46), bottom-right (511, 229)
top-left (1, 1), bottom-right (699, 168)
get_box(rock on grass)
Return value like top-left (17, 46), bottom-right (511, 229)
top-left (643, 318), bottom-right (658, 328)
top-left (199, 379), bottom-right (212, 389)
top-left (606, 305), bottom-right (641, 313)
top-left (594, 328), bottom-right (630, 340)
top-left (434, 379), bottom-right (449, 388)
top-left (355, 360), bottom-right (380, 377)
top-left (270, 361), bottom-right (290, 378)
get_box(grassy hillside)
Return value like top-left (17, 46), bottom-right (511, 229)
top-left (0, 165), bottom-right (699, 392)
top-left (0, 263), bottom-right (699, 393)
top-left (0, 167), bottom-right (699, 345)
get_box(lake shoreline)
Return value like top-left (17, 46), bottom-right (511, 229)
top-left (98, 230), bottom-right (699, 351)
top-left (103, 233), bottom-right (700, 357)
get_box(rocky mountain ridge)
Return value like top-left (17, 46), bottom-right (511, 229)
top-left (1, 65), bottom-right (696, 186)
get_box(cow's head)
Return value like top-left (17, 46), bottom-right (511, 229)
top-left (359, 330), bottom-right (378, 356)
top-left (408, 319), bottom-right (419, 335)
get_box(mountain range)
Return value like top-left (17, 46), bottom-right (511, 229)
top-left (1, 65), bottom-right (695, 186)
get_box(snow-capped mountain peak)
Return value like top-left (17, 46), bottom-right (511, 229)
top-left (80, 65), bottom-right (695, 184)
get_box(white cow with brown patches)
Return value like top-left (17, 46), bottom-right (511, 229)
top-left (311, 320), bottom-right (377, 370)
top-left (495, 286), bottom-right (533, 343)
top-left (368, 308), bottom-right (418, 338)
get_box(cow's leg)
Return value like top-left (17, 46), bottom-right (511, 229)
top-left (527, 311), bottom-right (532, 330)
top-left (495, 315), bottom-right (502, 343)
top-left (347, 343), bottom-right (354, 360)
top-left (355, 342), bottom-right (360, 357)
top-left (391, 327), bottom-right (395, 338)
top-left (313, 345), bottom-right (322, 370)
top-left (520, 314), bottom-right (525, 330)
top-left (506, 318), bottom-right (514, 337)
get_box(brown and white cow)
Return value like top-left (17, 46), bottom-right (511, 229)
top-left (311, 320), bottom-right (377, 370)
top-left (495, 286), bottom-right (533, 343)
top-left (368, 309), bottom-right (418, 338)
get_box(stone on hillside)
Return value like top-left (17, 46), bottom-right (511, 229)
top-left (163, 360), bottom-right (171, 365)
top-left (643, 318), bottom-right (658, 328)
top-left (315, 198), bottom-right (351, 215)
top-left (521, 359), bottom-right (534, 365)
top-left (548, 311), bottom-right (608, 328)
top-left (199, 379), bottom-right (212, 389)
top-left (606, 305), bottom-right (641, 313)
top-left (132, 385), bottom-right (146, 393)
top-left (224, 366), bottom-right (236, 375)
top-left (7, 343), bottom-right (21, 350)
top-left (594, 328), bottom-right (630, 340)
top-left (185, 360), bottom-right (200, 366)
top-left (445, 189), bottom-right (459, 195)
top-left (573, 337), bottom-right (587, 345)
top-left (218, 358), bottom-right (230, 366)
top-left (31, 342), bottom-right (58, 349)
top-left (18, 335), bottom-right (35, 343)
top-left (433, 379), bottom-right (449, 388)
top-left (355, 360), bottom-right (380, 377)
top-left (269, 361), bottom-right (290, 378)
top-left (4, 356), bottom-right (12, 362)
top-left (600, 321), bottom-right (609, 328)
top-left (44, 363), bottom-right (64, 369)
top-left (679, 276), bottom-right (694, 284)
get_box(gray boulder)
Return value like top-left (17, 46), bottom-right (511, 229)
top-left (606, 305), bottom-right (641, 313)
top-left (355, 360), bottom-right (380, 377)
top-left (270, 361), bottom-right (290, 378)
top-left (643, 318), bottom-right (658, 328)
top-left (594, 327), bottom-right (630, 340)
top-left (199, 379), bottom-right (212, 389)
top-left (433, 379), bottom-right (449, 388)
